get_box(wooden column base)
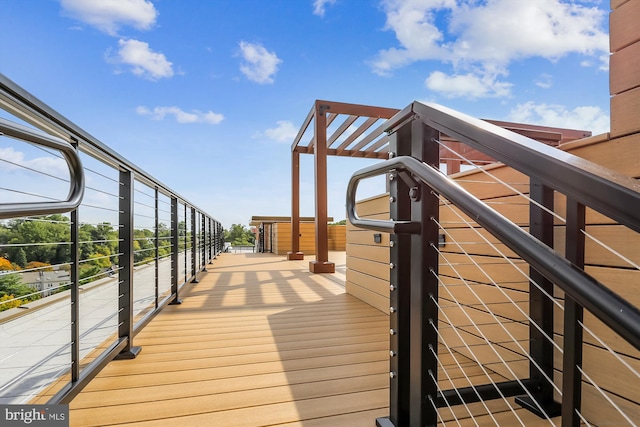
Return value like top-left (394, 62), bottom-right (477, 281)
top-left (287, 252), bottom-right (304, 260)
top-left (309, 261), bottom-right (335, 274)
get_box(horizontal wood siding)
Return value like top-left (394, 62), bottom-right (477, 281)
top-left (346, 195), bottom-right (391, 313)
top-left (328, 225), bottom-right (346, 250)
top-left (273, 222), bottom-right (317, 255)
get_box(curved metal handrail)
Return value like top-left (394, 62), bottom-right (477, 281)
top-left (346, 155), bottom-right (640, 351)
top-left (0, 118), bottom-right (84, 219)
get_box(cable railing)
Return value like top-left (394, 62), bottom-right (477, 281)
top-left (0, 73), bottom-right (224, 405)
top-left (347, 101), bottom-right (640, 426)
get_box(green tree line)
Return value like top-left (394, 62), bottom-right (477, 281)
top-left (224, 224), bottom-right (255, 246)
top-left (0, 214), bottom-right (181, 310)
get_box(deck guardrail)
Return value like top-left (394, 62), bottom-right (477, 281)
top-left (0, 73), bottom-right (224, 404)
top-left (347, 101), bottom-right (640, 427)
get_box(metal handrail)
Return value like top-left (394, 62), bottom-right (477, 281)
top-left (384, 102), bottom-right (640, 233)
top-left (346, 156), bottom-right (640, 351)
top-left (0, 118), bottom-right (85, 219)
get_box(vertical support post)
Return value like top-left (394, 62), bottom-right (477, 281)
top-left (377, 118), bottom-right (440, 427)
top-left (310, 102), bottom-right (334, 273)
top-left (378, 124), bottom-right (413, 427)
top-left (70, 207), bottom-right (80, 381)
top-left (561, 198), bottom-right (585, 427)
top-left (412, 122), bottom-right (441, 427)
top-left (202, 214), bottom-right (208, 271)
top-left (154, 187), bottom-right (159, 309)
top-left (184, 204), bottom-right (188, 284)
top-left (115, 169), bottom-right (141, 359)
top-left (516, 179), bottom-right (560, 416)
top-left (208, 218), bottom-right (213, 263)
top-left (191, 207), bottom-right (198, 283)
top-left (288, 150), bottom-right (304, 260)
top-left (169, 197), bottom-right (182, 305)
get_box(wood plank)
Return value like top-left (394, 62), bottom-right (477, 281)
top-left (347, 256), bottom-right (390, 282)
top-left (346, 243), bottom-right (389, 263)
top-left (610, 0), bottom-right (640, 52)
top-left (346, 268), bottom-right (390, 298)
top-left (610, 39), bottom-right (640, 96)
top-left (354, 194), bottom-right (390, 217)
top-left (611, 85), bottom-right (640, 137)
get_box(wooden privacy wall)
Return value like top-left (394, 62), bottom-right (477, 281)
top-left (328, 225), bottom-right (346, 251)
top-left (345, 134), bottom-right (639, 425)
top-left (273, 222), bottom-right (317, 255)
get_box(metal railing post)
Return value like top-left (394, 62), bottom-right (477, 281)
top-left (70, 207), bottom-right (80, 381)
top-left (410, 121), bottom-right (441, 427)
top-left (184, 204), bottom-right (188, 284)
top-left (208, 217), bottom-right (213, 263)
top-left (191, 207), bottom-right (198, 283)
top-left (561, 198), bottom-right (586, 426)
top-left (377, 119), bottom-right (441, 427)
top-left (378, 123), bottom-right (413, 427)
top-left (202, 214), bottom-right (208, 271)
top-left (516, 179), bottom-right (561, 416)
top-left (169, 197), bottom-right (182, 305)
top-left (154, 187), bottom-right (159, 309)
top-left (115, 168), bottom-right (141, 359)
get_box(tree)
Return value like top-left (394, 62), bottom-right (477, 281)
top-left (6, 215), bottom-right (71, 265)
top-left (0, 258), bottom-right (14, 271)
top-left (25, 261), bottom-right (53, 271)
top-left (0, 293), bottom-right (26, 311)
top-left (224, 224), bottom-right (255, 246)
top-left (15, 248), bottom-right (27, 268)
top-left (0, 273), bottom-right (39, 302)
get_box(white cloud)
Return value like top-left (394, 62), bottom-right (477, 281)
top-left (60, 0), bottom-right (158, 36)
top-left (110, 38), bottom-right (173, 80)
top-left (136, 106), bottom-right (224, 124)
top-left (372, 0), bottom-right (609, 98)
top-left (370, 0), bottom-right (453, 76)
top-left (313, 0), bottom-right (336, 17)
top-left (425, 71), bottom-right (512, 98)
top-left (508, 102), bottom-right (609, 135)
top-left (238, 41), bottom-right (282, 84)
top-left (255, 120), bottom-right (298, 142)
top-left (0, 147), bottom-right (69, 175)
top-left (535, 73), bottom-right (553, 89)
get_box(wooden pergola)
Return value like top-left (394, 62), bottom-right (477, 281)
top-left (288, 100), bottom-right (591, 273)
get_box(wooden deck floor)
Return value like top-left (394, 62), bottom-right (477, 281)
top-left (65, 252), bottom-right (562, 426)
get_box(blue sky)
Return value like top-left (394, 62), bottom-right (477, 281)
top-left (0, 0), bottom-right (611, 228)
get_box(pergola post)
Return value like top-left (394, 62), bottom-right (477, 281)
top-left (309, 102), bottom-right (335, 273)
top-left (287, 150), bottom-right (304, 260)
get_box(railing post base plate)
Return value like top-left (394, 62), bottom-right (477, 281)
top-left (114, 346), bottom-right (141, 360)
top-left (169, 298), bottom-right (183, 305)
top-left (375, 417), bottom-right (395, 427)
top-left (515, 395), bottom-right (561, 419)
top-left (287, 252), bottom-right (304, 260)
